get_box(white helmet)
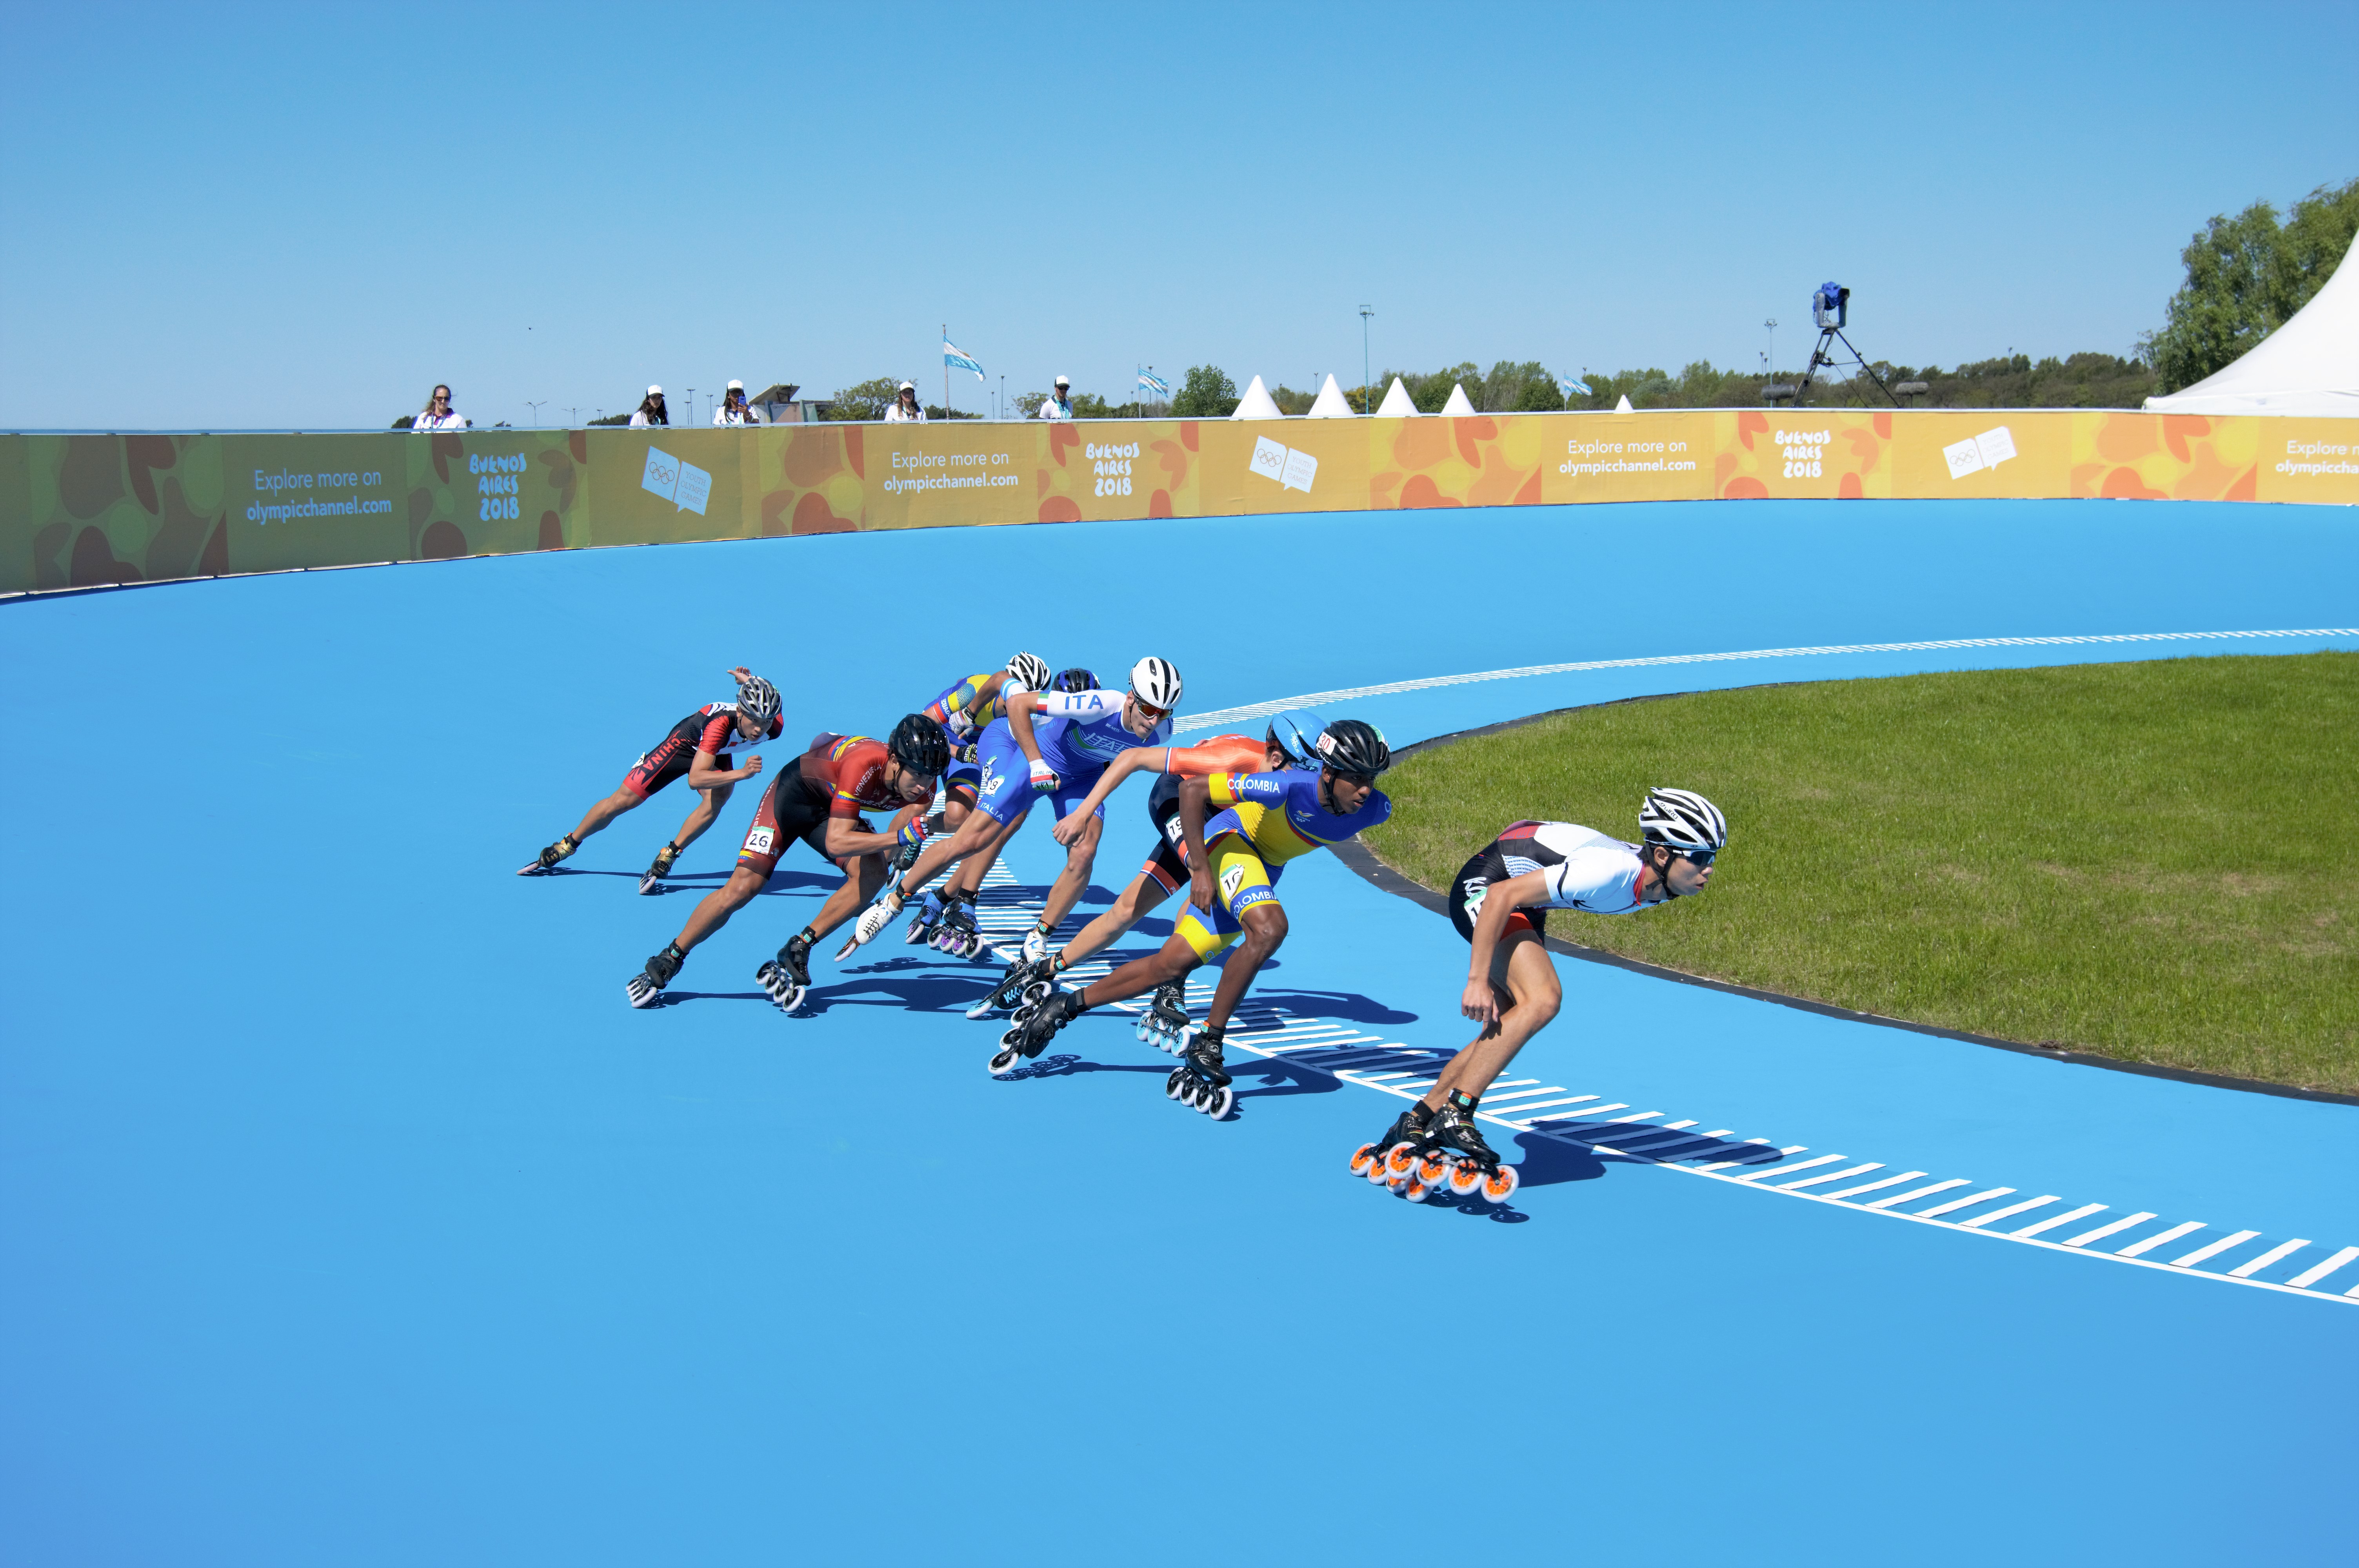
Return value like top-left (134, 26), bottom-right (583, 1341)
top-left (1129, 656), bottom-right (1183, 710)
top-left (1639, 788), bottom-right (1727, 852)
top-left (1005, 652), bottom-right (1051, 693)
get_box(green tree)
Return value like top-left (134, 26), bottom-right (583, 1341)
top-left (1170, 365), bottom-right (1238, 418)
top-left (2143, 176), bottom-right (2358, 392)
top-left (823, 377), bottom-right (899, 421)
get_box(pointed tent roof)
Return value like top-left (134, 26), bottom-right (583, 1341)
top-left (1374, 376), bottom-right (1418, 417)
top-left (2145, 241), bottom-right (2359, 417)
top-left (1439, 382), bottom-right (1477, 416)
top-left (1230, 374), bottom-right (1285, 419)
top-left (1615, 393), bottom-right (1634, 412)
top-left (1306, 374), bottom-right (1356, 418)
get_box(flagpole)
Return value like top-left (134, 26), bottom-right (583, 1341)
top-left (942, 324), bottom-right (949, 421)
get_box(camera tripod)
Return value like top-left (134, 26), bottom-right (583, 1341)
top-left (1792, 289), bottom-right (1899, 409)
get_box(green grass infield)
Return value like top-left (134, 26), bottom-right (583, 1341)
top-left (1361, 652), bottom-right (2356, 1096)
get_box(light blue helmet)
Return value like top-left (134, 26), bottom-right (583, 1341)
top-left (1266, 708), bottom-right (1330, 769)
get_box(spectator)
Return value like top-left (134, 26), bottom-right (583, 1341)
top-left (885, 381), bottom-right (926, 423)
top-left (413, 384), bottom-right (467, 431)
top-left (1038, 376), bottom-right (1074, 421)
top-left (714, 379), bottom-right (760, 426)
top-left (629, 385), bottom-right (669, 427)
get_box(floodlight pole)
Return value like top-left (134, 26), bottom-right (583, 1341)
top-left (1765, 318), bottom-right (1776, 377)
top-left (525, 400), bottom-right (546, 427)
top-left (1359, 305), bottom-right (1374, 414)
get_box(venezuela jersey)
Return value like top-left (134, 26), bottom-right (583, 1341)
top-left (797, 732), bottom-right (904, 818)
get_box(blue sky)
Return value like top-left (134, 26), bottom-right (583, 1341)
top-left (3, 2), bottom-right (2353, 430)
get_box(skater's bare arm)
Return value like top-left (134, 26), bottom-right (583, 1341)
top-left (1054, 748), bottom-right (1158, 846)
top-left (687, 749), bottom-right (763, 789)
top-left (1463, 868), bottom-right (1548, 1023)
top-left (1007, 691), bottom-right (1049, 767)
top-left (823, 816), bottom-right (902, 860)
top-left (1179, 777), bottom-right (1216, 912)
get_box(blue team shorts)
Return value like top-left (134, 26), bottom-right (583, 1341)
top-left (974, 721), bottom-right (1107, 830)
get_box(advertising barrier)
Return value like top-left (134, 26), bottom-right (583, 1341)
top-left (4, 410), bottom-right (2352, 596)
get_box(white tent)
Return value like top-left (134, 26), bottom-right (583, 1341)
top-left (1614, 393), bottom-right (1634, 413)
top-left (2145, 242), bottom-right (2359, 417)
top-left (1439, 382), bottom-right (1477, 416)
top-left (1374, 376), bottom-right (1418, 417)
top-left (1230, 374), bottom-right (1285, 419)
top-left (1306, 374), bottom-right (1356, 418)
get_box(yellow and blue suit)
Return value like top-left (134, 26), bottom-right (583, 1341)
top-left (923, 672), bottom-right (1011, 804)
top-left (1176, 770), bottom-right (1393, 959)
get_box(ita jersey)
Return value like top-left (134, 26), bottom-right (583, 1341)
top-left (1203, 769), bottom-right (1392, 866)
top-left (1497, 820), bottom-right (1650, 914)
top-left (1032, 689), bottom-right (1170, 778)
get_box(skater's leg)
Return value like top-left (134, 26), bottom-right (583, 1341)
top-left (667, 780), bottom-right (733, 852)
top-left (1074, 932), bottom-right (1201, 1009)
top-left (570, 784), bottom-right (645, 843)
top-left (1201, 902), bottom-right (1286, 1031)
top-left (1055, 873), bottom-right (1172, 969)
top-left (807, 850), bottom-right (889, 942)
top-left (1421, 931), bottom-right (1561, 1111)
top-left (672, 864), bottom-right (770, 953)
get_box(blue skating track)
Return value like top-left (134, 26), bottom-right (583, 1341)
top-left (4, 498), bottom-right (2356, 1563)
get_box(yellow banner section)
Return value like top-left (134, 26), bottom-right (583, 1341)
top-left (4, 410), bottom-right (2350, 594)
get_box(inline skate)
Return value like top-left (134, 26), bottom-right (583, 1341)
top-left (1164, 1025), bottom-right (1234, 1120)
top-left (1134, 982), bottom-right (1193, 1053)
top-left (754, 933), bottom-right (812, 1014)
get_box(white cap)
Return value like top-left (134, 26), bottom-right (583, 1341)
top-left (726, 378), bottom-right (743, 391)
top-left (1054, 375), bottom-right (1070, 387)
top-left (898, 380), bottom-right (916, 392)
top-left (647, 384), bottom-right (663, 396)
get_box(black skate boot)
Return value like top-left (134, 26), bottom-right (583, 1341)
top-left (1351, 1099), bottom-right (1436, 1184)
top-left (754, 932), bottom-right (813, 1014)
top-left (1135, 982), bottom-right (1191, 1053)
top-left (625, 941), bottom-right (685, 1008)
top-left (967, 953), bottom-right (1052, 1022)
top-left (638, 841), bottom-right (681, 896)
top-left (1415, 1092), bottom-right (1519, 1203)
top-left (930, 894), bottom-right (984, 959)
top-left (987, 988), bottom-right (1089, 1076)
top-left (1165, 1025), bottom-right (1235, 1120)
top-left (519, 833), bottom-right (580, 876)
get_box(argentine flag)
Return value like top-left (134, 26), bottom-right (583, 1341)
top-left (1136, 368), bottom-right (1169, 399)
top-left (1560, 374), bottom-right (1592, 398)
top-left (943, 338), bottom-right (985, 381)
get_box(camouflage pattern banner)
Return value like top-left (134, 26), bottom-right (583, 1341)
top-left (4, 411), bottom-right (2351, 595)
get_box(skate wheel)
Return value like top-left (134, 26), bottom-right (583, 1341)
top-left (987, 1045), bottom-right (1024, 1077)
top-left (1366, 1152), bottom-right (1393, 1185)
top-left (1483, 1165), bottom-right (1520, 1203)
top-left (1349, 1142), bottom-right (1380, 1177)
top-left (1010, 1004), bottom-right (1036, 1027)
top-left (1134, 1018), bottom-right (1151, 1043)
top-left (1172, 1025), bottom-right (1196, 1053)
top-left (1000, 1025), bottom-right (1025, 1049)
top-left (1201, 1084), bottom-right (1235, 1120)
top-left (1020, 981), bottom-right (1052, 1006)
top-left (1404, 1175), bottom-right (1431, 1203)
top-left (625, 976), bottom-right (662, 1009)
top-left (1448, 1162), bottom-right (1484, 1198)
top-left (903, 922), bottom-right (930, 945)
top-left (1384, 1142), bottom-right (1419, 1183)
top-left (1416, 1152), bottom-right (1452, 1188)
top-left (1164, 1067), bottom-right (1188, 1100)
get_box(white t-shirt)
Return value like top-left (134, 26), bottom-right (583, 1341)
top-left (1496, 822), bottom-right (1654, 914)
top-left (1039, 395), bottom-right (1072, 421)
top-left (885, 402), bottom-right (926, 422)
top-left (412, 409), bottom-right (467, 430)
top-left (714, 405), bottom-right (759, 426)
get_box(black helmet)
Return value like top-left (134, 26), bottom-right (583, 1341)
top-left (1052, 666), bottom-right (1099, 694)
top-left (887, 713), bottom-right (950, 778)
top-left (1314, 719), bottom-right (1392, 779)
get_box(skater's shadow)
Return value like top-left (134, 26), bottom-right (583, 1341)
top-left (640, 989), bottom-right (769, 1008)
top-left (798, 971), bottom-right (995, 1016)
top-left (990, 1053), bottom-right (1171, 1083)
top-left (1247, 989), bottom-right (1418, 1027)
top-left (1228, 1054), bottom-right (1346, 1103)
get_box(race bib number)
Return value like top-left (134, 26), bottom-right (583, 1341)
top-left (1461, 878), bottom-right (1489, 916)
top-left (745, 827), bottom-right (776, 854)
top-left (980, 762), bottom-right (1004, 798)
top-left (1220, 864), bottom-right (1247, 901)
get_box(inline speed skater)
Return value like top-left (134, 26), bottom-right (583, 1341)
top-left (992, 720), bottom-right (1394, 1120)
top-left (1352, 788), bottom-right (1728, 1204)
top-left (624, 716), bottom-right (951, 1011)
top-left (845, 658), bottom-right (1181, 966)
top-left (903, 664), bottom-right (1094, 959)
top-left (966, 710), bottom-right (1327, 1024)
top-left (520, 669), bottom-right (783, 893)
